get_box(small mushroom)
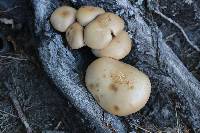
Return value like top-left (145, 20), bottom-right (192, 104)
top-left (66, 22), bottom-right (85, 49)
top-left (85, 57), bottom-right (151, 116)
top-left (95, 12), bottom-right (124, 36)
top-left (84, 12), bottom-right (124, 49)
top-left (76, 6), bottom-right (105, 26)
top-left (50, 6), bottom-right (76, 32)
top-left (92, 31), bottom-right (132, 60)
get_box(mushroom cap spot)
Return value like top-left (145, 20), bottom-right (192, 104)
top-left (109, 83), bottom-right (118, 92)
top-left (92, 31), bottom-right (132, 59)
top-left (113, 105), bottom-right (120, 111)
top-left (60, 10), bottom-right (68, 17)
top-left (50, 6), bottom-right (76, 32)
top-left (66, 22), bottom-right (85, 49)
top-left (84, 13), bottom-right (124, 49)
top-left (76, 6), bottom-right (105, 26)
top-left (88, 83), bottom-right (95, 90)
top-left (85, 57), bottom-right (151, 116)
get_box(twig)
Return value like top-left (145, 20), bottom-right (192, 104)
top-left (175, 105), bottom-right (181, 133)
top-left (153, 10), bottom-right (200, 52)
top-left (1, 123), bottom-right (13, 133)
top-left (0, 6), bottom-right (20, 13)
top-left (54, 121), bottom-right (62, 130)
top-left (165, 33), bottom-right (176, 41)
top-left (4, 82), bottom-right (33, 133)
top-left (131, 123), bottom-right (152, 133)
top-left (0, 55), bottom-right (27, 61)
top-left (0, 109), bottom-right (18, 118)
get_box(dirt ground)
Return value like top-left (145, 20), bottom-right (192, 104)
top-left (0, 38), bottom-right (92, 133)
top-left (0, 57), bottom-right (95, 133)
top-left (0, 1), bottom-right (91, 132)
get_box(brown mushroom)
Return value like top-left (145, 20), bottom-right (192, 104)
top-left (50, 6), bottom-right (76, 32)
top-left (76, 6), bottom-right (105, 26)
top-left (85, 57), bottom-right (151, 116)
top-left (95, 12), bottom-right (124, 35)
top-left (84, 12), bottom-right (124, 49)
top-left (66, 22), bottom-right (85, 49)
top-left (92, 31), bottom-right (132, 59)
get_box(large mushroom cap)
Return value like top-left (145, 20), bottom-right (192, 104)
top-left (85, 57), bottom-right (151, 116)
top-left (92, 31), bottom-right (132, 59)
top-left (76, 6), bottom-right (105, 26)
top-left (84, 12), bottom-right (125, 49)
top-left (66, 22), bottom-right (85, 49)
top-left (50, 6), bottom-right (76, 32)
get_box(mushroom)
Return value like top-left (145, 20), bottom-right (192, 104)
top-left (76, 6), bottom-right (105, 26)
top-left (96, 12), bottom-right (125, 36)
top-left (84, 12), bottom-right (124, 49)
top-left (50, 6), bottom-right (76, 32)
top-left (92, 31), bottom-right (132, 60)
top-left (66, 22), bottom-right (85, 49)
top-left (85, 57), bottom-right (151, 116)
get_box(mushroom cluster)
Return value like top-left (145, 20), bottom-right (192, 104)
top-left (50, 6), bottom-right (132, 59)
top-left (50, 6), bottom-right (151, 116)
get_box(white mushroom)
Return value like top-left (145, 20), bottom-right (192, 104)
top-left (92, 31), bottom-right (132, 60)
top-left (66, 22), bottom-right (85, 49)
top-left (85, 57), bottom-right (151, 116)
top-left (50, 6), bottom-right (76, 32)
top-left (84, 13), bottom-right (124, 49)
top-left (76, 6), bottom-right (105, 26)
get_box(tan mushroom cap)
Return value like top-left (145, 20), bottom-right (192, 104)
top-left (95, 12), bottom-right (124, 35)
top-left (84, 22), bottom-right (112, 49)
top-left (66, 22), bottom-right (85, 49)
top-left (50, 6), bottom-right (76, 32)
top-left (85, 57), bottom-right (151, 116)
top-left (92, 31), bottom-right (132, 60)
top-left (84, 12), bottom-right (125, 49)
top-left (76, 6), bottom-right (105, 26)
